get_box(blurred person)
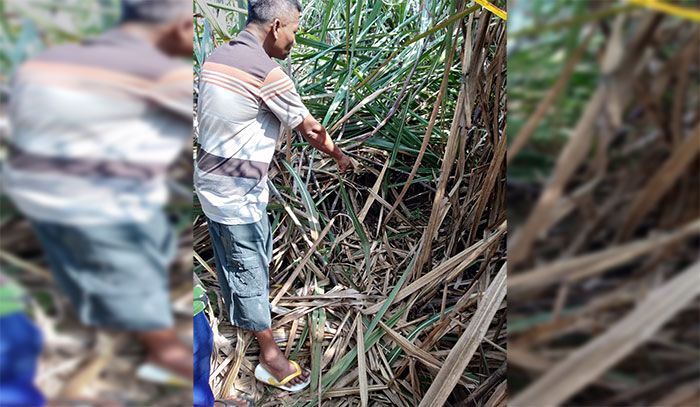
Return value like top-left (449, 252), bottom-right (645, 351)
top-left (194, 0), bottom-right (352, 394)
top-left (0, 274), bottom-right (45, 407)
top-left (193, 281), bottom-right (253, 407)
top-left (193, 282), bottom-right (216, 407)
top-left (2, 0), bottom-right (194, 387)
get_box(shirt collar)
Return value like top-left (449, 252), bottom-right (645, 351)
top-left (232, 29), bottom-right (263, 49)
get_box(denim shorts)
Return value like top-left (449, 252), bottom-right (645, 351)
top-left (30, 211), bottom-right (176, 331)
top-left (206, 215), bottom-right (272, 332)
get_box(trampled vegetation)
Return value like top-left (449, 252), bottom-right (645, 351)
top-left (194, 0), bottom-right (508, 405)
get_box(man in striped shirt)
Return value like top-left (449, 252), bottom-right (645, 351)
top-left (195, 0), bottom-right (352, 390)
top-left (4, 0), bottom-right (194, 385)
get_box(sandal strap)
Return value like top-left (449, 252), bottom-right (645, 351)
top-left (274, 361), bottom-right (302, 386)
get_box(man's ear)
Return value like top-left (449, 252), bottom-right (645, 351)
top-left (178, 18), bottom-right (193, 42)
top-left (271, 18), bottom-right (281, 39)
top-left (170, 17), bottom-right (193, 55)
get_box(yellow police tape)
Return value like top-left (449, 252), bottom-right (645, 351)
top-left (473, 0), bottom-right (507, 21)
top-left (473, 0), bottom-right (699, 23)
top-left (627, 0), bottom-right (700, 22)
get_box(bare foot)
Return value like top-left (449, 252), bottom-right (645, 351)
top-left (254, 329), bottom-right (309, 386)
top-left (137, 329), bottom-right (193, 380)
top-left (146, 340), bottom-right (193, 380)
top-left (259, 351), bottom-right (309, 386)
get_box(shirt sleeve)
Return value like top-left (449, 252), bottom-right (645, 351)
top-left (261, 67), bottom-right (310, 129)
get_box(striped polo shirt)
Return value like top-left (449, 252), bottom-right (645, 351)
top-left (195, 30), bottom-right (310, 225)
top-left (3, 29), bottom-right (191, 225)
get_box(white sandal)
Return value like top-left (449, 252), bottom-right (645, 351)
top-left (254, 361), bottom-right (310, 392)
top-left (135, 363), bottom-right (190, 387)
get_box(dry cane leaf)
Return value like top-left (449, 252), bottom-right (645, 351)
top-left (512, 261), bottom-right (700, 407)
top-left (418, 263), bottom-right (507, 407)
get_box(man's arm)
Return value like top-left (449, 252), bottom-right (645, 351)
top-left (259, 67), bottom-right (352, 172)
top-left (295, 115), bottom-right (353, 172)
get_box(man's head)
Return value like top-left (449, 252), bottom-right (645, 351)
top-left (120, 0), bottom-right (193, 57)
top-left (246, 0), bottom-right (301, 59)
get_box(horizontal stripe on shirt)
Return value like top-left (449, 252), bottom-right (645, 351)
top-left (197, 149), bottom-right (269, 180)
top-left (201, 69), bottom-right (261, 96)
top-left (8, 144), bottom-right (168, 181)
top-left (200, 77), bottom-right (259, 102)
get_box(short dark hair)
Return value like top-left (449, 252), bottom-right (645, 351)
top-left (246, 0), bottom-right (302, 25)
top-left (120, 0), bottom-right (191, 24)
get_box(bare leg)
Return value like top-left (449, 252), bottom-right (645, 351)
top-left (254, 329), bottom-right (309, 385)
top-left (137, 328), bottom-right (193, 380)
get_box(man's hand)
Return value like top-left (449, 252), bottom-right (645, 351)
top-left (335, 153), bottom-right (354, 173)
top-left (296, 115), bottom-right (354, 173)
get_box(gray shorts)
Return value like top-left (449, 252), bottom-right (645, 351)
top-left (206, 215), bottom-right (272, 332)
top-left (31, 212), bottom-right (176, 331)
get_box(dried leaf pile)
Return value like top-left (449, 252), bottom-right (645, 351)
top-left (508, 2), bottom-right (700, 406)
top-left (194, 1), bottom-right (507, 406)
